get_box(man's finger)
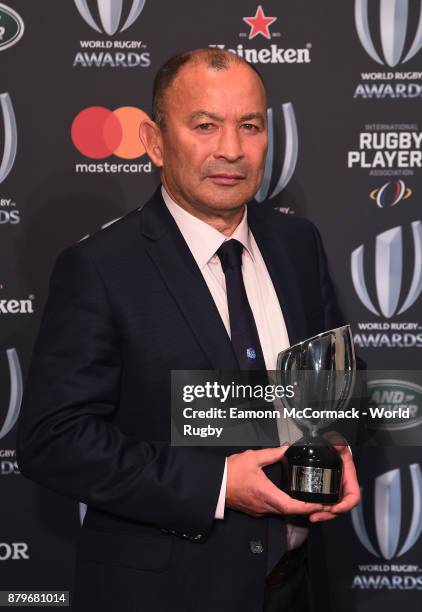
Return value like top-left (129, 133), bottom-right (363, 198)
top-left (333, 443), bottom-right (355, 463)
top-left (255, 445), bottom-right (289, 467)
top-left (283, 497), bottom-right (326, 515)
top-left (329, 491), bottom-right (361, 514)
top-left (258, 476), bottom-right (324, 515)
top-left (309, 511), bottom-right (338, 522)
top-left (330, 450), bottom-right (361, 513)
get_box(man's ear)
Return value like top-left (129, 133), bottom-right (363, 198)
top-left (139, 119), bottom-right (164, 167)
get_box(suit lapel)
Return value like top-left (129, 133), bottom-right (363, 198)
top-left (140, 186), bottom-right (308, 367)
top-left (140, 187), bottom-right (238, 370)
top-left (247, 203), bottom-right (307, 346)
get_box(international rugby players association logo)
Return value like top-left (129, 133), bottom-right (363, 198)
top-left (370, 180), bottom-right (412, 208)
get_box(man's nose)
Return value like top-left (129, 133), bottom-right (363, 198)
top-left (214, 126), bottom-right (244, 161)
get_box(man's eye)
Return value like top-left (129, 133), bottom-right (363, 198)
top-left (196, 123), bottom-right (214, 130)
top-left (241, 123), bottom-right (259, 131)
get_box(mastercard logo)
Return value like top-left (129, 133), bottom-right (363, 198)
top-left (71, 106), bottom-right (149, 159)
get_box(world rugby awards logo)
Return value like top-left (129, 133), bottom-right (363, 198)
top-left (0, 92), bottom-right (17, 184)
top-left (354, 0), bottom-right (422, 99)
top-left (355, 0), bottom-right (422, 67)
top-left (74, 0), bottom-right (145, 35)
top-left (0, 348), bottom-right (22, 440)
top-left (255, 103), bottom-right (298, 202)
top-left (73, 0), bottom-right (150, 68)
top-left (352, 464), bottom-right (422, 560)
top-left (351, 221), bottom-right (422, 318)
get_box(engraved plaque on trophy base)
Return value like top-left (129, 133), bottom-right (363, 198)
top-left (284, 435), bottom-right (342, 504)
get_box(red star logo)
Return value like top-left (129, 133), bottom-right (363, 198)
top-left (243, 5), bottom-right (277, 40)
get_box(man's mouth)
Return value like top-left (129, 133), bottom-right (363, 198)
top-left (207, 173), bottom-right (246, 185)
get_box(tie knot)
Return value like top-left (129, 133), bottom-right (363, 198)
top-left (216, 239), bottom-right (244, 272)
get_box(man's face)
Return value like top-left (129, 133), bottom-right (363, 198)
top-left (158, 62), bottom-right (268, 216)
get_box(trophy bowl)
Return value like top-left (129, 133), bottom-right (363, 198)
top-left (276, 324), bottom-right (356, 504)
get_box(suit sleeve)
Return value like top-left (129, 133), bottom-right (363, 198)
top-left (16, 245), bottom-right (226, 539)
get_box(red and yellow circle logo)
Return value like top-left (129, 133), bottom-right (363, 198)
top-left (71, 106), bottom-right (149, 159)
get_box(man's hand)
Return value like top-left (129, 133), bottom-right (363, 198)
top-left (226, 444), bottom-right (361, 522)
top-left (308, 443), bottom-right (361, 522)
top-left (226, 445), bottom-right (325, 518)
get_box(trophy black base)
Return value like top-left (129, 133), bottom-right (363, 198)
top-left (287, 488), bottom-right (340, 505)
top-left (283, 435), bottom-right (343, 505)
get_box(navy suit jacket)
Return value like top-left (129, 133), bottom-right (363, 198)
top-left (16, 185), bottom-right (345, 612)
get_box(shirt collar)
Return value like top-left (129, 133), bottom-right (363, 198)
top-left (161, 184), bottom-right (254, 270)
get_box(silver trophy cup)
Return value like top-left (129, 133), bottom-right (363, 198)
top-left (276, 324), bottom-right (356, 504)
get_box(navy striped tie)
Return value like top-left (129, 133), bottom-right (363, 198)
top-left (216, 239), bottom-right (266, 370)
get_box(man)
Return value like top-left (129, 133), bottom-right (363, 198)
top-left (16, 48), bottom-right (360, 611)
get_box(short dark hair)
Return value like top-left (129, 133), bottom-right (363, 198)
top-left (151, 48), bottom-right (265, 130)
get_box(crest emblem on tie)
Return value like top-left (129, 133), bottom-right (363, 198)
top-left (246, 347), bottom-right (257, 360)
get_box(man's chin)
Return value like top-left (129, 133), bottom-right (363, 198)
top-left (199, 183), bottom-right (256, 209)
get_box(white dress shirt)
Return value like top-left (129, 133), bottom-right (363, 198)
top-left (162, 184), bottom-right (308, 550)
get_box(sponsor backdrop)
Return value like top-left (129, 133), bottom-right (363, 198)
top-left (0, 1), bottom-right (421, 610)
